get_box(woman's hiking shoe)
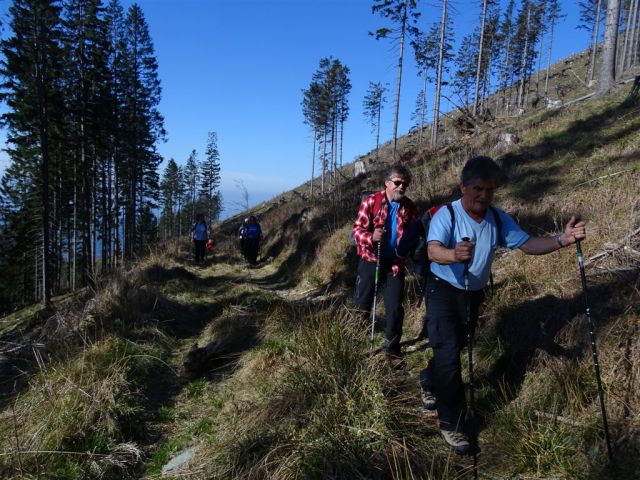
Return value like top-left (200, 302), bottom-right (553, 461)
top-left (420, 388), bottom-right (436, 410)
top-left (441, 430), bottom-right (471, 455)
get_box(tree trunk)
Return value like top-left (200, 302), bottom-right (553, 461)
top-left (473, 0), bottom-right (488, 116)
top-left (310, 130), bottom-right (316, 197)
top-left (621, 0), bottom-right (635, 72)
top-left (321, 128), bottom-right (327, 195)
top-left (536, 30), bottom-right (544, 96)
top-left (392, 0), bottom-right (408, 160)
top-left (597, 0), bottom-right (621, 96)
top-left (376, 97), bottom-right (382, 161)
top-left (589, 0), bottom-right (604, 83)
top-left (517, 5), bottom-right (531, 109)
top-left (432, 0), bottom-right (448, 146)
top-left (544, 16), bottom-right (556, 99)
top-left (419, 66), bottom-right (427, 146)
top-left (630, 0), bottom-right (640, 67)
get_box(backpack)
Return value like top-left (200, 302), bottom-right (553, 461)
top-left (245, 223), bottom-right (261, 240)
top-left (410, 203), bottom-right (503, 276)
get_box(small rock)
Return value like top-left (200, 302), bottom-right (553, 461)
top-left (162, 446), bottom-right (197, 476)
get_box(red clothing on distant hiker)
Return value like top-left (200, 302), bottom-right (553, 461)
top-left (352, 190), bottom-right (419, 276)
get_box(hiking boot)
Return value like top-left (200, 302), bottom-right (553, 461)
top-left (420, 388), bottom-right (436, 410)
top-left (441, 430), bottom-right (471, 455)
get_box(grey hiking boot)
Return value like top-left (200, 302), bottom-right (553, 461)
top-left (420, 388), bottom-right (436, 410)
top-left (441, 430), bottom-right (471, 455)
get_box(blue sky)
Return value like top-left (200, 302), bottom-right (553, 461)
top-left (0, 0), bottom-right (591, 219)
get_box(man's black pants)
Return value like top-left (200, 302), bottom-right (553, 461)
top-left (355, 258), bottom-right (405, 354)
top-left (419, 273), bottom-right (484, 433)
top-left (194, 239), bottom-right (206, 262)
top-left (245, 238), bottom-right (260, 265)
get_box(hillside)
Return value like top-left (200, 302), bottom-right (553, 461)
top-left (1, 77), bottom-right (639, 478)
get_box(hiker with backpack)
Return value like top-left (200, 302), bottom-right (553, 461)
top-left (237, 217), bottom-right (248, 257)
top-left (190, 213), bottom-right (209, 264)
top-left (243, 215), bottom-right (262, 266)
top-left (418, 156), bottom-right (586, 455)
top-left (352, 164), bottom-right (420, 361)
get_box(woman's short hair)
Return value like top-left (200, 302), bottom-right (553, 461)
top-left (460, 156), bottom-right (503, 186)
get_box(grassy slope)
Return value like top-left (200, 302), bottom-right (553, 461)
top-left (0, 82), bottom-right (639, 479)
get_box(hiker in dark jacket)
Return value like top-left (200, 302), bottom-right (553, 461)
top-left (419, 156), bottom-right (586, 455)
top-left (352, 164), bottom-right (420, 359)
top-left (243, 215), bottom-right (262, 265)
top-left (237, 217), bottom-right (248, 256)
top-left (190, 213), bottom-right (208, 263)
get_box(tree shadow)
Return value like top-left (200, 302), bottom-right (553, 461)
top-left (500, 94), bottom-right (640, 202)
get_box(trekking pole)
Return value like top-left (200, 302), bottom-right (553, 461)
top-left (371, 241), bottom-right (382, 342)
top-left (575, 240), bottom-right (613, 462)
top-left (462, 237), bottom-right (478, 480)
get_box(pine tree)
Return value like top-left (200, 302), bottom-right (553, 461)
top-left (301, 80), bottom-right (324, 197)
top-left (473, 0), bottom-right (499, 115)
top-left (543, 0), bottom-right (564, 99)
top-left (431, 5), bottom-right (454, 145)
top-left (159, 158), bottom-right (179, 239)
top-left (184, 149), bottom-right (199, 224)
top-left (580, 0), bottom-right (606, 83)
top-left (411, 25), bottom-right (438, 145)
top-left (453, 33), bottom-right (478, 108)
top-left (200, 131), bottom-right (222, 223)
top-left (1, 0), bottom-right (66, 307)
top-left (120, 3), bottom-right (165, 257)
top-left (371, 0), bottom-right (421, 159)
top-left (496, 0), bottom-right (517, 112)
top-left (362, 82), bottom-right (387, 162)
top-left (301, 57), bottom-right (350, 194)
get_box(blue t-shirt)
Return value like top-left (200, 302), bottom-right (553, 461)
top-left (428, 199), bottom-right (529, 290)
top-left (192, 222), bottom-right (208, 241)
top-left (381, 201), bottom-right (400, 259)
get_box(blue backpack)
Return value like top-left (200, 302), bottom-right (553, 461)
top-left (245, 223), bottom-right (261, 240)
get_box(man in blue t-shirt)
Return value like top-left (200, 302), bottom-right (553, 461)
top-left (421, 156), bottom-right (586, 455)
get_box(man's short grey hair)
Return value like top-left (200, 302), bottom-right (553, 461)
top-left (460, 156), bottom-right (503, 186)
top-left (384, 163), bottom-right (412, 183)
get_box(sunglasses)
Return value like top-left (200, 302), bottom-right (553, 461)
top-left (390, 179), bottom-right (410, 188)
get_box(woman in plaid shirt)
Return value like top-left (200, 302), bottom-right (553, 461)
top-left (352, 164), bottom-right (419, 359)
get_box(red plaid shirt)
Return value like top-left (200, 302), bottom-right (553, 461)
top-left (352, 190), bottom-right (419, 276)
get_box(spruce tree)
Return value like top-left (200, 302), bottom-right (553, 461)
top-left (200, 131), bottom-right (222, 223)
top-left (120, 3), bottom-right (165, 257)
top-left (1, 0), bottom-right (66, 307)
top-left (362, 81), bottom-right (386, 162)
top-left (184, 149), bottom-right (199, 223)
top-left (371, 0), bottom-right (421, 159)
top-left (411, 26), bottom-right (438, 145)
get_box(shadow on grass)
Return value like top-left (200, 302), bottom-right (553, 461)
top-left (500, 93), bottom-right (640, 202)
top-left (475, 267), bottom-right (639, 476)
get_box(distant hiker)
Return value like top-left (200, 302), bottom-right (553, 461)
top-left (352, 164), bottom-right (420, 361)
top-left (191, 213), bottom-right (208, 263)
top-left (419, 156), bottom-right (586, 455)
top-left (243, 215), bottom-right (262, 266)
top-left (237, 217), bottom-right (248, 256)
